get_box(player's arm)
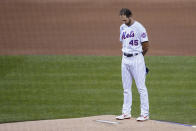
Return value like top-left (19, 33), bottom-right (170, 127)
top-left (142, 41), bottom-right (149, 56)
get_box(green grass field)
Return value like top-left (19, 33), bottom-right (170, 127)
top-left (0, 55), bottom-right (195, 124)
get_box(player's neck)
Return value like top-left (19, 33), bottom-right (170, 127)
top-left (126, 18), bottom-right (135, 27)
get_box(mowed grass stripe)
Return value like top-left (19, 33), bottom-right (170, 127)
top-left (0, 55), bottom-right (122, 123)
top-left (145, 56), bottom-right (196, 124)
top-left (0, 55), bottom-right (195, 124)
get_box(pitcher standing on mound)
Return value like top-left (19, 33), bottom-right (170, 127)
top-left (116, 8), bottom-right (150, 121)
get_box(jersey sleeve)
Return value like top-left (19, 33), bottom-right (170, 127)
top-left (120, 26), bottom-right (123, 42)
top-left (119, 25), bottom-right (124, 42)
top-left (139, 25), bottom-right (148, 43)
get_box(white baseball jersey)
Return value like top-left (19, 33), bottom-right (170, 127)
top-left (120, 21), bottom-right (148, 54)
top-left (119, 21), bottom-right (149, 117)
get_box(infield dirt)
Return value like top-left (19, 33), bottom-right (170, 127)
top-left (0, 115), bottom-right (195, 131)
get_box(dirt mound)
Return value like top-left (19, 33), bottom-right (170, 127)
top-left (0, 115), bottom-right (194, 131)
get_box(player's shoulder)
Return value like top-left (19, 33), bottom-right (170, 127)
top-left (120, 24), bottom-right (127, 30)
top-left (133, 21), bottom-right (147, 32)
top-left (134, 21), bottom-right (145, 29)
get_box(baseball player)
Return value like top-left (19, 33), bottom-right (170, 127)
top-left (116, 8), bottom-right (150, 121)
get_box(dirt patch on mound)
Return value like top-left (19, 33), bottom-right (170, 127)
top-left (0, 115), bottom-right (194, 131)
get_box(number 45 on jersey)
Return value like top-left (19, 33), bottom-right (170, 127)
top-left (129, 40), bottom-right (138, 46)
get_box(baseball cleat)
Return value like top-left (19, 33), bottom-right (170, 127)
top-left (136, 115), bottom-right (149, 121)
top-left (116, 114), bottom-right (131, 120)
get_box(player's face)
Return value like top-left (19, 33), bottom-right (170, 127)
top-left (120, 15), bottom-right (131, 26)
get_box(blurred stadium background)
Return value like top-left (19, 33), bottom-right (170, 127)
top-left (0, 0), bottom-right (196, 55)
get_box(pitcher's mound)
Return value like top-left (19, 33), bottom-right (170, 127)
top-left (0, 115), bottom-right (194, 131)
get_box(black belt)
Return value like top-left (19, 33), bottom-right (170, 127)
top-left (123, 53), bottom-right (138, 57)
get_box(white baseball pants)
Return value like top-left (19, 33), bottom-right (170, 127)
top-left (121, 53), bottom-right (149, 116)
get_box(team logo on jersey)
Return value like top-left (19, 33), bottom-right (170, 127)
top-left (141, 32), bottom-right (147, 38)
top-left (122, 31), bottom-right (134, 40)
